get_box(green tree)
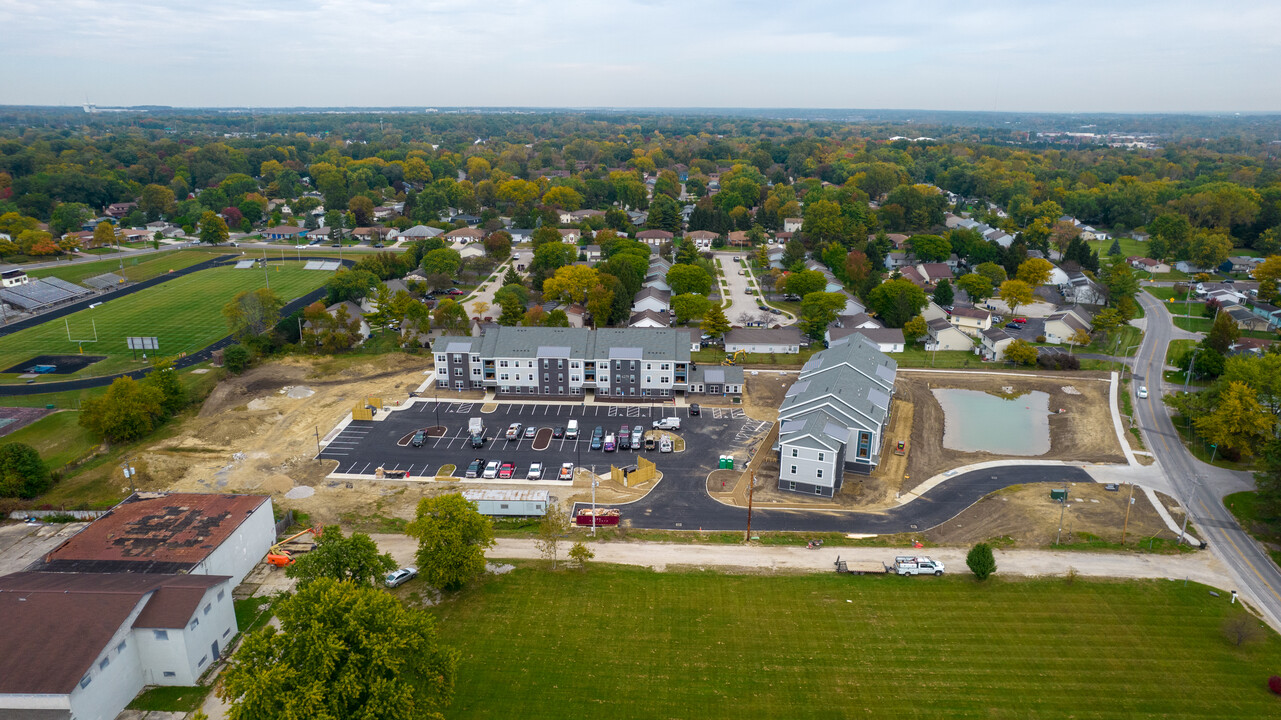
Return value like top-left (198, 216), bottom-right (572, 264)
top-left (497, 292), bottom-right (525, 326)
top-left (932, 279), bottom-right (954, 306)
top-left (536, 505), bottom-right (570, 570)
top-left (998, 280), bottom-right (1034, 317)
top-left (1205, 309), bottom-right (1241, 354)
top-left (1187, 230), bottom-right (1234, 270)
top-left (1194, 381), bottom-right (1270, 457)
top-left (144, 358), bottom-right (186, 415)
top-left (1253, 437), bottom-right (1281, 526)
top-left (50, 202), bottom-right (92, 236)
top-left (139, 184), bottom-right (177, 221)
top-left (503, 265), bottom-right (522, 287)
top-left (542, 186), bottom-right (583, 210)
top-left (1252, 255), bottom-right (1281, 304)
top-left (531, 225), bottom-right (562, 248)
top-left (0, 442), bottom-right (52, 499)
top-left (966, 542), bottom-right (997, 580)
top-left (542, 265), bottom-right (600, 305)
top-left (421, 248), bottom-right (463, 277)
top-left (223, 344), bottom-right (250, 373)
top-left (666, 264), bottom-right (712, 296)
top-left (671, 293), bottom-right (712, 324)
top-left (433, 298), bottom-right (470, 331)
top-left (79, 376), bottom-right (166, 443)
top-left (585, 283), bottom-right (615, 327)
top-left (700, 303), bottom-right (731, 339)
top-left (975, 262), bottom-right (1007, 287)
top-left (866, 278), bottom-right (927, 328)
top-left (93, 220), bottom-right (117, 248)
top-left (285, 526), bottom-right (396, 588)
top-left (1016, 258), bottom-right (1054, 287)
top-left (902, 315), bottom-right (928, 345)
top-left (1003, 339), bottom-right (1039, 365)
top-left (782, 237), bottom-right (807, 269)
top-left (223, 287), bottom-right (285, 337)
top-left (198, 211), bottom-right (230, 245)
top-left (785, 270), bottom-right (827, 298)
top-left (405, 493), bottom-right (495, 590)
top-left (326, 269), bottom-right (380, 304)
top-left (1100, 256), bottom-right (1139, 306)
top-left (802, 199), bottom-right (845, 244)
top-left (799, 291), bottom-right (848, 341)
top-left (220, 579), bottom-right (458, 720)
top-left (908, 234), bottom-right (951, 263)
top-left (1108, 238), bottom-right (1122, 256)
top-left (956, 273), bottom-right (994, 303)
top-left (484, 231), bottom-right (513, 260)
top-left (568, 541), bottom-right (595, 571)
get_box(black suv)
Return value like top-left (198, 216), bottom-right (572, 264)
top-left (590, 426), bottom-right (604, 450)
top-left (465, 458), bottom-right (485, 478)
top-left (411, 430), bottom-right (426, 447)
top-left (689, 404), bottom-right (701, 417)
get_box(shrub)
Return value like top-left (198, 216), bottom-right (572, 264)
top-left (0, 442), bottom-right (52, 498)
top-left (1037, 354), bottom-right (1081, 371)
top-left (1269, 675), bottom-right (1281, 695)
top-left (1035, 335), bottom-right (1047, 343)
top-left (966, 542), bottom-right (997, 580)
top-left (1222, 612), bottom-right (1264, 647)
top-left (223, 344), bottom-right (250, 373)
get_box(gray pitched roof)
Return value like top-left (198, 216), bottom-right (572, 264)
top-left (725, 326), bottom-right (803, 346)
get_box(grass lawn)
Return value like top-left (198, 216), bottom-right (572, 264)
top-left (1171, 316), bottom-right (1278, 341)
top-left (432, 564), bottom-right (1281, 719)
top-left (27, 249), bottom-right (214, 284)
top-left (1224, 491), bottom-right (1281, 568)
top-left (126, 685), bottom-right (211, 712)
top-left (1087, 237), bottom-right (1148, 259)
top-left (1145, 286), bottom-right (1190, 302)
top-left (0, 263), bottom-right (325, 379)
top-left (0, 411), bottom-right (99, 472)
top-left (888, 346), bottom-right (985, 368)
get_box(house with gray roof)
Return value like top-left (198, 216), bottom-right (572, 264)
top-left (979, 327), bottom-right (1015, 361)
top-left (632, 286), bottom-right (671, 314)
top-left (431, 326), bottom-right (736, 399)
top-left (775, 334), bottom-right (897, 496)
top-left (925, 317), bottom-right (973, 351)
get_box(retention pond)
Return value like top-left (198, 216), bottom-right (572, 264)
top-left (931, 388), bottom-right (1052, 455)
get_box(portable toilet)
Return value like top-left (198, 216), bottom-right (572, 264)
top-left (1049, 488), bottom-right (1067, 502)
top-left (726, 456), bottom-right (734, 470)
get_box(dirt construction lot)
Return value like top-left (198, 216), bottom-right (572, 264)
top-left (892, 371), bottom-right (1124, 493)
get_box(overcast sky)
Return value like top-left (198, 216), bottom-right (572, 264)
top-left (1, 0), bottom-right (1278, 112)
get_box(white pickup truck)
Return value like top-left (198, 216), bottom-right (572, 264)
top-left (894, 556), bottom-right (945, 576)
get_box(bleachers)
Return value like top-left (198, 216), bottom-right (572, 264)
top-left (303, 260), bottom-right (340, 270)
top-left (83, 273), bottom-right (125, 290)
top-left (0, 277), bottom-right (93, 311)
top-left (234, 260), bottom-right (257, 269)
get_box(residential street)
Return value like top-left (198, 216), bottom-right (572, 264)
top-left (1132, 290), bottom-right (1281, 629)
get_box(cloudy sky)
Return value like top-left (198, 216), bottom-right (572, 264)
top-left (1, 0), bottom-right (1278, 112)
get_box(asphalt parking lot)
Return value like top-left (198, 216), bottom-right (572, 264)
top-left (318, 400), bottom-right (771, 483)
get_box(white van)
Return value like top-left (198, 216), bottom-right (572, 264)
top-left (566, 420), bottom-right (579, 439)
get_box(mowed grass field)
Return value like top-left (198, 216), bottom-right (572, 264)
top-left (431, 565), bottom-right (1281, 719)
top-left (0, 263), bottom-right (326, 379)
top-left (27, 249), bottom-right (216, 284)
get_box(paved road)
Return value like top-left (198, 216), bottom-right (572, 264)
top-left (1132, 290), bottom-right (1281, 628)
top-left (718, 251), bottom-right (794, 326)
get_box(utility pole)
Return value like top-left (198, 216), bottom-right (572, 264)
top-left (121, 457), bottom-right (136, 495)
top-left (1121, 483), bottom-right (1136, 544)
top-left (314, 426), bottom-right (321, 456)
top-left (1056, 492), bottom-right (1067, 545)
top-left (745, 470), bottom-right (755, 542)
top-left (1184, 346), bottom-right (1200, 392)
top-left (591, 479), bottom-right (599, 536)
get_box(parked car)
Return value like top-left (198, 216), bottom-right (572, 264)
top-left (559, 462), bottom-right (575, 481)
top-left (1137, 386), bottom-right (1148, 398)
top-left (411, 430), bottom-right (426, 447)
top-left (894, 556), bottom-right (945, 576)
top-left (482, 460), bottom-right (501, 479)
top-left (1014, 317), bottom-right (1027, 323)
top-left (689, 404), bottom-right (700, 416)
top-left (523, 425), bottom-right (538, 439)
top-left (604, 433), bottom-right (616, 452)
top-left (645, 435), bottom-right (657, 451)
top-left (566, 420), bottom-right (579, 438)
top-left (770, 308), bottom-right (782, 315)
top-left (465, 458), bottom-right (485, 478)
top-left (1005, 322), bottom-right (1021, 330)
top-left (498, 462), bottom-right (516, 479)
top-left (618, 425), bottom-right (631, 450)
top-left (631, 427), bottom-right (643, 448)
top-left (506, 422), bottom-right (523, 440)
top-left (659, 436), bottom-right (673, 453)
top-left (527, 462), bottom-right (544, 480)
top-left (384, 567), bottom-right (417, 588)
top-left (653, 417), bottom-right (681, 430)
top-left (553, 426), bottom-right (565, 438)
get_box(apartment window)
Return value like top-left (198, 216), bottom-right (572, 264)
top-left (99, 657), bottom-right (110, 670)
top-left (646, 376), bottom-right (652, 383)
top-left (216, 590), bottom-right (225, 601)
top-left (571, 361), bottom-right (580, 368)
top-left (163, 671), bottom-right (177, 678)
top-left (788, 482), bottom-right (796, 491)
top-left (818, 453), bottom-right (825, 462)
top-left (790, 465), bottom-right (797, 475)
top-left (662, 363), bottom-right (670, 370)
top-left (500, 374), bottom-right (509, 381)
top-left (791, 449), bottom-right (798, 457)
top-left (453, 368), bottom-right (462, 376)
top-left (630, 361), bottom-right (636, 370)
top-left (436, 355), bottom-right (446, 364)
top-left (223, 628), bottom-right (231, 638)
top-left (79, 675), bottom-right (92, 689)
top-left (816, 469), bottom-right (824, 479)
top-left (543, 373), bottom-right (549, 382)
top-left (630, 375), bottom-right (636, 383)
top-left (558, 360), bottom-right (564, 369)
top-left (500, 360), bottom-right (509, 367)
top-left (189, 618), bottom-right (199, 630)
top-left (500, 504), bottom-right (509, 509)
top-left (153, 630), bottom-right (169, 641)
top-left (198, 655), bottom-right (208, 667)
top-left (815, 486), bottom-right (823, 496)
top-left (472, 368), bottom-right (481, 376)
top-left (204, 603), bottom-right (212, 615)
top-left (558, 374), bottom-right (564, 382)
top-left (572, 376), bottom-right (580, 383)
top-left (661, 377), bottom-right (669, 384)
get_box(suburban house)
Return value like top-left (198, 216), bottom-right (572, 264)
top-left (884, 252), bottom-right (910, 270)
top-left (979, 327), bottom-right (1015, 361)
top-left (783, 218), bottom-right (803, 233)
top-left (1197, 282), bottom-right (1248, 304)
top-left (636, 229), bottom-right (673, 246)
top-left (925, 317), bottom-right (974, 351)
top-left (1128, 256), bottom-right (1170, 274)
top-left (446, 227), bottom-right (485, 244)
top-left (687, 230), bottom-right (719, 247)
top-left (628, 309), bottom-right (670, 328)
top-left (263, 225), bottom-right (307, 241)
top-left (643, 273), bottom-right (672, 293)
top-left (947, 306), bottom-right (992, 337)
top-left (303, 301), bottom-right (371, 344)
top-left (1221, 256), bottom-right (1260, 274)
top-left (648, 257), bottom-right (672, 276)
top-left (560, 209), bottom-right (605, 224)
top-left (401, 224), bottom-right (443, 240)
top-left (1245, 302), bottom-right (1281, 329)
top-left (0, 572), bottom-right (237, 720)
top-left (1043, 307), bottom-right (1094, 344)
top-left (558, 228), bottom-right (581, 243)
top-left (105, 201), bottom-right (138, 218)
top-left (1229, 336), bottom-right (1275, 357)
top-left (829, 326), bottom-right (906, 352)
top-left (775, 334), bottom-right (897, 496)
top-left (917, 263), bottom-right (954, 286)
top-left (581, 244), bottom-right (602, 262)
top-left (32, 492), bottom-right (276, 588)
top-left (724, 326), bottom-right (804, 354)
top-left (1060, 271), bottom-right (1107, 305)
top-left (632, 286), bottom-right (671, 314)
top-left (1223, 304), bottom-right (1272, 331)
top-left (900, 265), bottom-right (929, 288)
top-left (432, 326), bottom-right (739, 399)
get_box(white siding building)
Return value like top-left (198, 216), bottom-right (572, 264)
top-left (461, 489), bottom-right (549, 517)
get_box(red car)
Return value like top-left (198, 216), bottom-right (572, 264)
top-left (498, 462), bottom-right (516, 479)
top-left (1014, 317), bottom-right (1027, 323)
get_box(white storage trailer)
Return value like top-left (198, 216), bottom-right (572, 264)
top-left (461, 489), bottom-right (549, 517)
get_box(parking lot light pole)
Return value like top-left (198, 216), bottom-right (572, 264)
top-left (591, 479), bottom-right (599, 535)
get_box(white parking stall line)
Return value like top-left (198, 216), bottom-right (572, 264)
top-left (358, 463), bottom-right (370, 474)
top-left (405, 465), bottom-right (414, 475)
top-left (324, 452), bottom-right (349, 457)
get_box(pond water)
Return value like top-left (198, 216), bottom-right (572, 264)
top-left (931, 388), bottom-right (1052, 455)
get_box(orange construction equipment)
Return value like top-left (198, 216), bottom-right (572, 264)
top-left (265, 526), bottom-right (321, 567)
